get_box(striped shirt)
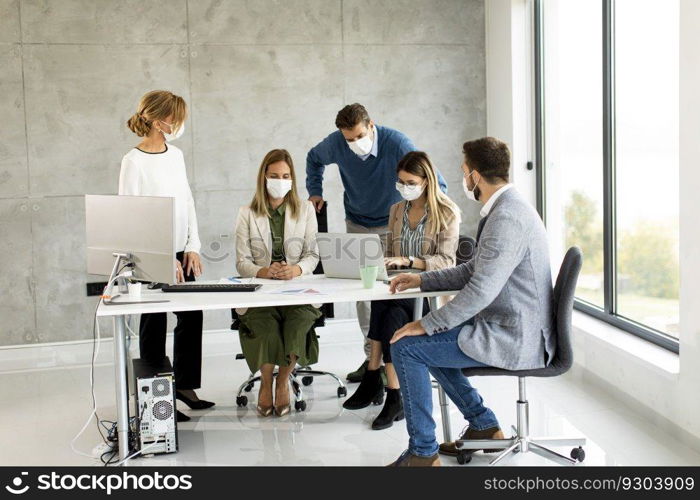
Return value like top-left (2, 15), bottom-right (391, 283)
top-left (400, 202), bottom-right (428, 258)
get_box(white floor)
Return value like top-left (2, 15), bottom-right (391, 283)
top-left (1, 319), bottom-right (699, 467)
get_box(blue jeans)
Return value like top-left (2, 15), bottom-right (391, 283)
top-left (390, 325), bottom-right (500, 457)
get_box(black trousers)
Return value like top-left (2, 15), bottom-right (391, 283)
top-left (367, 298), bottom-right (429, 363)
top-left (139, 251), bottom-right (203, 390)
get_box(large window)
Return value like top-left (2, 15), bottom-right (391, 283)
top-left (535, 0), bottom-right (680, 351)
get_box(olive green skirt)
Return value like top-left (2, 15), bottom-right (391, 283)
top-left (238, 305), bottom-right (322, 373)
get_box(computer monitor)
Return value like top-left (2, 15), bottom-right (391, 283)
top-left (85, 194), bottom-right (176, 285)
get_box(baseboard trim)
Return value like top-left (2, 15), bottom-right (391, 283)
top-left (0, 318), bottom-right (361, 373)
top-left (570, 363), bottom-right (700, 452)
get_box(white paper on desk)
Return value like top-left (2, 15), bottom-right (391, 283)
top-left (248, 278), bottom-right (287, 285)
top-left (217, 277), bottom-right (282, 286)
top-left (244, 277), bottom-right (332, 287)
top-left (269, 287), bottom-right (328, 296)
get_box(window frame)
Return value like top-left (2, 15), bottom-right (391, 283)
top-left (533, 0), bottom-right (680, 353)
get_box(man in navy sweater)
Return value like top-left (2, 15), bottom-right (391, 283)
top-left (306, 103), bottom-right (447, 381)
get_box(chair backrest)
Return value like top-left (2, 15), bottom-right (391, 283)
top-left (313, 201), bottom-right (328, 276)
top-left (313, 202), bottom-right (334, 319)
top-left (548, 246), bottom-right (583, 372)
top-left (456, 235), bottom-right (476, 265)
top-left (460, 246), bottom-right (583, 378)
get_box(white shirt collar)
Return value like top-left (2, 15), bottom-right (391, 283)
top-left (480, 184), bottom-right (513, 217)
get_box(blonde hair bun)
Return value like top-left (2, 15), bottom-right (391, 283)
top-left (126, 90), bottom-right (187, 137)
top-left (126, 113), bottom-right (150, 137)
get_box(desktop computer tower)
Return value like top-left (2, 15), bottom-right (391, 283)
top-left (132, 357), bottom-right (178, 455)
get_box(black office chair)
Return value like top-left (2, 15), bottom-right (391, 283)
top-left (232, 202), bottom-right (346, 412)
top-left (456, 235), bottom-right (477, 265)
top-left (450, 247), bottom-right (586, 465)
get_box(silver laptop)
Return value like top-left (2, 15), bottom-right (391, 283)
top-left (316, 233), bottom-right (420, 280)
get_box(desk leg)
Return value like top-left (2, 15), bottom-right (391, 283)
top-left (427, 296), bottom-right (452, 443)
top-left (113, 315), bottom-right (130, 463)
top-left (437, 384), bottom-right (452, 443)
top-left (411, 297), bottom-right (423, 322)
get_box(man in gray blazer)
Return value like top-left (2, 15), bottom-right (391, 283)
top-left (385, 137), bottom-right (555, 467)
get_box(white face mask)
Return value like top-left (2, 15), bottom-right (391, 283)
top-left (266, 178), bottom-right (292, 199)
top-left (396, 182), bottom-right (425, 201)
top-left (162, 122), bottom-right (184, 142)
top-left (463, 171), bottom-right (480, 202)
top-left (347, 127), bottom-right (374, 156)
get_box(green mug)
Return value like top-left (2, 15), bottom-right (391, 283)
top-left (359, 265), bottom-right (379, 289)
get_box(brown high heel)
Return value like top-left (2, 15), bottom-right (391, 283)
top-left (257, 386), bottom-right (273, 417)
top-left (274, 379), bottom-right (291, 417)
top-left (257, 404), bottom-right (273, 417)
top-left (274, 404), bottom-right (290, 417)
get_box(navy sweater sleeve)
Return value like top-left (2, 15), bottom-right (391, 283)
top-left (306, 134), bottom-right (336, 197)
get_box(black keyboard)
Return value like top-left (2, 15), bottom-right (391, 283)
top-left (161, 283), bottom-right (262, 293)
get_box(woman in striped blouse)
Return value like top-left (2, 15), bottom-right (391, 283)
top-left (343, 151), bottom-right (461, 430)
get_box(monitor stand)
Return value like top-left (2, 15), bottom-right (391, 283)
top-left (102, 252), bottom-right (169, 305)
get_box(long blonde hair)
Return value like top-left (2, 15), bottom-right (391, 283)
top-left (126, 90), bottom-right (187, 137)
top-left (250, 149), bottom-right (302, 219)
top-left (397, 151), bottom-right (460, 234)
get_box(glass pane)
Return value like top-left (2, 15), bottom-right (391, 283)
top-left (614, 0), bottom-right (680, 337)
top-left (543, 0), bottom-right (605, 307)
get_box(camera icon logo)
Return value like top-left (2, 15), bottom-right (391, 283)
top-left (5, 472), bottom-right (29, 495)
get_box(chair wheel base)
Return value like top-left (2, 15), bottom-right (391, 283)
top-left (236, 396), bottom-right (248, 407)
top-left (295, 400), bottom-right (307, 412)
top-left (571, 446), bottom-right (585, 462)
top-left (301, 376), bottom-right (313, 386)
top-left (337, 387), bottom-right (347, 398)
top-left (456, 451), bottom-right (472, 465)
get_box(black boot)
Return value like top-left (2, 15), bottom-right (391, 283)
top-left (343, 368), bottom-right (384, 410)
top-left (372, 388), bottom-right (404, 430)
top-left (346, 360), bottom-right (369, 383)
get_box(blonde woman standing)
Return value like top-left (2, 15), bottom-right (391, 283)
top-left (343, 151), bottom-right (460, 430)
top-left (119, 90), bottom-right (213, 422)
top-left (235, 149), bottom-right (321, 417)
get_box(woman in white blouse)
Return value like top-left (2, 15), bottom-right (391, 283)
top-left (119, 90), bottom-right (213, 421)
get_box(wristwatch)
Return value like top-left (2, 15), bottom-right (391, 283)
top-left (408, 256), bottom-right (415, 268)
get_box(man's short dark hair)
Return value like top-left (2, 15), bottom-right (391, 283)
top-left (462, 137), bottom-right (511, 183)
top-left (335, 103), bottom-right (370, 129)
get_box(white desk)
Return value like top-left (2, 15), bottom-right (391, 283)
top-left (96, 275), bottom-right (458, 462)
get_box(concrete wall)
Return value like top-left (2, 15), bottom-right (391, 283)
top-left (0, 0), bottom-right (486, 346)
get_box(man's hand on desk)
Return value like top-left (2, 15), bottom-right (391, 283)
top-left (390, 320), bottom-right (426, 344)
top-left (389, 273), bottom-right (422, 293)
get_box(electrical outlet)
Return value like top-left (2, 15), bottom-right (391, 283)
top-left (86, 282), bottom-right (108, 296)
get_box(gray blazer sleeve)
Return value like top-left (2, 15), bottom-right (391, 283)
top-left (419, 211), bottom-right (527, 335)
top-left (420, 260), bottom-right (474, 292)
